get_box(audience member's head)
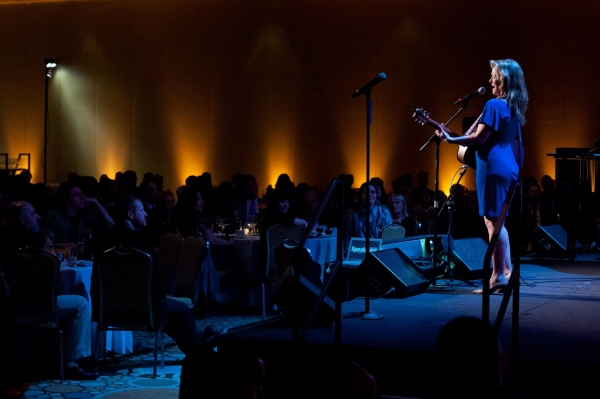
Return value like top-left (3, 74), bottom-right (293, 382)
top-left (369, 177), bottom-right (386, 205)
top-left (99, 178), bottom-right (120, 205)
top-left (416, 171), bottom-right (429, 188)
top-left (5, 201), bottom-right (40, 233)
top-left (56, 179), bottom-right (85, 214)
top-left (185, 175), bottom-right (198, 189)
top-left (272, 188), bottom-right (292, 214)
top-left (359, 183), bottom-right (376, 209)
top-left (275, 173), bottom-right (294, 192)
top-left (434, 316), bottom-right (505, 398)
top-left (121, 170), bottom-right (137, 196)
top-left (302, 190), bottom-right (320, 218)
top-left (158, 189), bottom-right (175, 216)
top-left (244, 174), bottom-right (259, 200)
top-left (541, 175), bottom-right (555, 194)
top-left (142, 172), bottom-right (155, 184)
top-left (172, 186), bottom-right (203, 224)
top-left (139, 180), bottom-right (159, 206)
top-left (154, 174), bottom-right (164, 191)
top-left (113, 196), bottom-right (147, 231)
top-left (525, 182), bottom-right (541, 206)
top-left (387, 193), bottom-right (407, 222)
top-left (176, 185), bottom-right (189, 200)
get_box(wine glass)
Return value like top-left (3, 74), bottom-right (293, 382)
top-left (246, 215), bottom-right (257, 234)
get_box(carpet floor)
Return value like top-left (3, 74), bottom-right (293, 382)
top-left (20, 312), bottom-right (279, 398)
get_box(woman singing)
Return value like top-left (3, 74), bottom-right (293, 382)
top-left (436, 59), bottom-right (528, 292)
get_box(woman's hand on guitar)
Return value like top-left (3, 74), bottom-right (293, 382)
top-left (435, 124), bottom-right (448, 141)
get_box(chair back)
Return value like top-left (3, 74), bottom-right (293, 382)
top-left (380, 222), bottom-right (406, 243)
top-left (4, 247), bottom-right (60, 325)
top-left (174, 235), bottom-right (207, 307)
top-left (156, 232), bottom-right (183, 295)
top-left (266, 224), bottom-right (304, 277)
top-left (97, 246), bottom-right (156, 330)
top-left (273, 240), bottom-right (314, 280)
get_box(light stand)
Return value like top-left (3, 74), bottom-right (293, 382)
top-left (43, 59), bottom-right (56, 185)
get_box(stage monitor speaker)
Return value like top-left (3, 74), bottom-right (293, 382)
top-left (357, 248), bottom-right (430, 298)
top-left (271, 267), bottom-right (335, 328)
top-left (448, 237), bottom-right (488, 280)
top-left (381, 234), bottom-right (448, 266)
top-left (530, 224), bottom-right (583, 258)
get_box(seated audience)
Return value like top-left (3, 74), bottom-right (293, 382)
top-left (369, 177), bottom-right (387, 208)
top-left (345, 183), bottom-right (392, 254)
top-left (387, 193), bottom-right (416, 237)
top-left (236, 174), bottom-right (261, 226)
top-left (40, 179), bottom-right (114, 244)
top-left (1, 201), bottom-right (98, 380)
top-left (413, 171), bottom-right (435, 209)
top-left (93, 196), bottom-right (211, 355)
top-left (296, 189), bottom-right (320, 224)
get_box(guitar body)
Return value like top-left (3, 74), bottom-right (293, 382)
top-left (457, 145), bottom-right (477, 169)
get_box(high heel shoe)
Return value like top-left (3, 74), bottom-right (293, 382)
top-left (490, 276), bottom-right (509, 294)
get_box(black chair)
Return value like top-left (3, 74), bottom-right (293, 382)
top-left (3, 247), bottom-right (64, 383)
top-left (95, 246), bottom-right (164, 378)
top-left (155, 231), bottom-right (183, 296)
top-left (380, 221), bottom-right (406, 243)
top-left (169, 235), bottom-right (208, 312)
top-left (262, 224), bottom-right (304, 316)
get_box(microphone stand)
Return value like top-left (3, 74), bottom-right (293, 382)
top-left (419, 101), bottom-right (469, 290)
top-left (361, 90), bottom-right (383, 320)
top-left (437, 166), bottom-right (470, 283)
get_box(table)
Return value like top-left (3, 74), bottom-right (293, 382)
top-left (306, 235), bottom-right (338, 268)
top-left (234, 235), bottom-right (261, 279)
top-left (60, 260), bottom-right (133, 354)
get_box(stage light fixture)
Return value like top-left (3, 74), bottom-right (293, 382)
top-left (44, 58), bottom-right (57, 183)
top-left (45, 58), bottom-right (57, 78)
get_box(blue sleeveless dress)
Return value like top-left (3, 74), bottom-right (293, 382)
top-left (476, 98), bottom-right (519, 218)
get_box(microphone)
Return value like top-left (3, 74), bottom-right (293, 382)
top-left (352, 72), bottom-right (387, 98)
top-left (460, 165), bottom-right (469, 169)
top-left (454, 87), bottom-right (486, 105)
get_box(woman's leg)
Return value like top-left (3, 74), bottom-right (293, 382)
top-left (484, 217), bottom-right (511, 285)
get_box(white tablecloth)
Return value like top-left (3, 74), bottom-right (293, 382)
top-left (60, 260), bottom-right (133, 354)
top-left (306, 235), bottom-right (338, 267)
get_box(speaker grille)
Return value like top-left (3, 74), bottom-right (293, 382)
top-left (450, 237), bottom-right (488, 279)
top-left (358, 248), bottom-right (430, 298)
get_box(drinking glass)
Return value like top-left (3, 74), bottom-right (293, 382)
top-left (68, 246), bottom-right (77, 267)
top-left (246, 215), bottom-right (257, 234)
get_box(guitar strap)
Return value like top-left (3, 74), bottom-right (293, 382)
top-left (512, 123), bottom-right (525, 171)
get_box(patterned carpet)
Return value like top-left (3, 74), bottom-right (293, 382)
top-left (21, 313), bottom-right (280, 398)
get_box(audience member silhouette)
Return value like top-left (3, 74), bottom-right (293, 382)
top-left (345, 183), bottom-right (392, 254)
top-left (1, 201), bottom-right (98, 380)
top-left (434, 316), bottom-right (506, 399)
top-left (41, 179), bottom-right (114, 244)
top-left (93, 196), bottom-right (209, 355)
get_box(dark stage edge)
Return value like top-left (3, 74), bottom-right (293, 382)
top-left (223, 253), bottom-right (600, 399)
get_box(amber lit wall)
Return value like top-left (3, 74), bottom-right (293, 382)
top-left (1, 0), bottom-right (599, 193)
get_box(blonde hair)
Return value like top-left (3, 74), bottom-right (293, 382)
top-left (490, 59), bottom-right (528, 125)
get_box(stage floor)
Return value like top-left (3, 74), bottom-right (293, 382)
top-left (227, 251), bottom-right (600, 398)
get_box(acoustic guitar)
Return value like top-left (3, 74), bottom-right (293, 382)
top-left (412, 108), bottom-right (477, 169)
